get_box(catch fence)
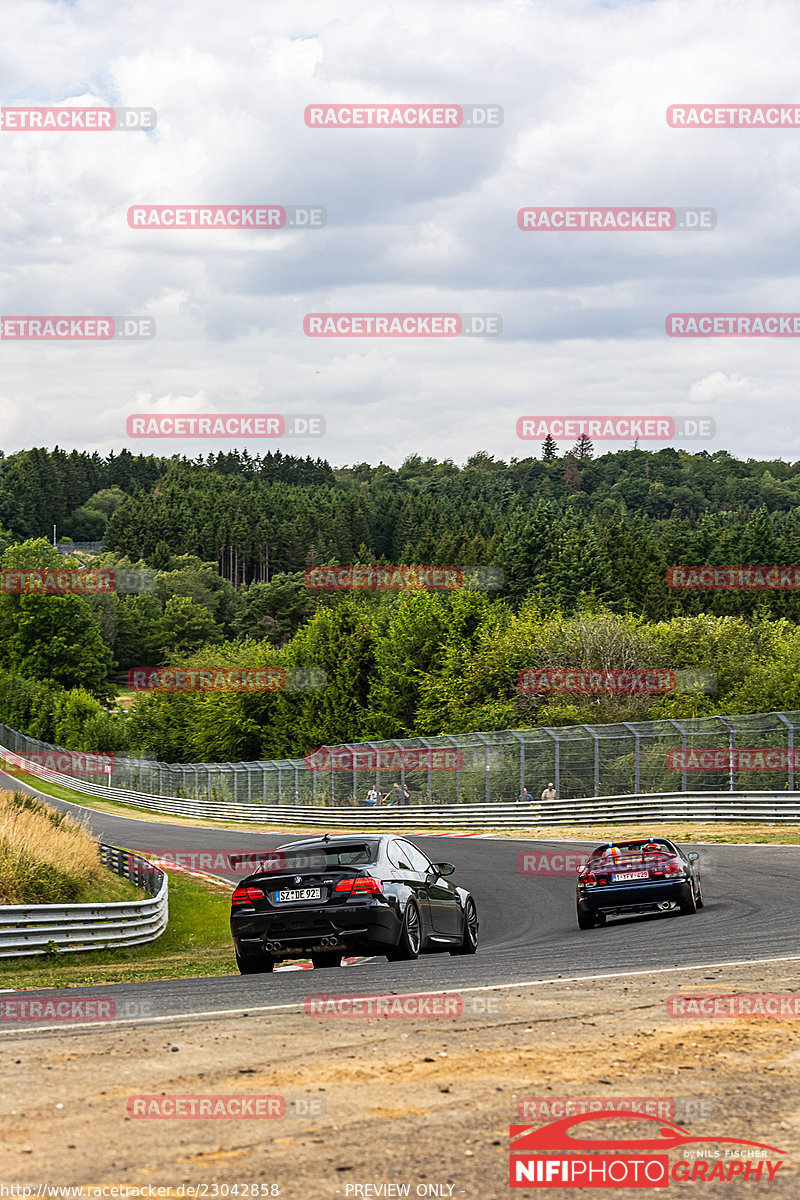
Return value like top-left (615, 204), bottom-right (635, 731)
top-left (2, 711), bottom-right (800, 809)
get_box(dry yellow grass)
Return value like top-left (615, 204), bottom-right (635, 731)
top-left (0, 789), bottom-right (105, 903)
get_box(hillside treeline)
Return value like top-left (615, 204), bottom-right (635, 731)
top-left (1, 445), bottom-right (800, 763)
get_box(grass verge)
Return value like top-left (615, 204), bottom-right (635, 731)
top-left (0, 790), bottom-right (143, 904)
top-left (0, 869), bottom-right (236, 988)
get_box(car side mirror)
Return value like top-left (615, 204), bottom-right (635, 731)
top-left (435, 862), bottom-right (456, 877)
top-left (688, 852), bottom-right (699, 862)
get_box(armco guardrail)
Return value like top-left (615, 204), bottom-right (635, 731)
top-left (4, 758), bottom-right (800, 826)
top-left (0, 845), bottom-right (168, 958)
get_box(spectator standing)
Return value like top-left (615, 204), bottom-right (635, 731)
top-left (541, 781), bottom-right (557, 802)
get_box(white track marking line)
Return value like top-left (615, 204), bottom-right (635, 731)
top-left (5, 952), bottom-right (800, 1035)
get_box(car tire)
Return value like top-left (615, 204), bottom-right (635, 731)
top-left (679, 884), bottom-right (697, 915)
top-left (695, 881), bottom-right (704, 909)
top-left (235, 948), bottom-right (275, 974)
top-left (311, 952), bottom-right (343, 969)
top-left (387, 900), bottom-right (422, 961)
top-left (577, 900), bottom-right (598, 930)
top-left (449, 897), bottom-right (479, 956)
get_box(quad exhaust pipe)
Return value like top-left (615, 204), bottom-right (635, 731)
top-left (265, 936), bottom-right (340, 953)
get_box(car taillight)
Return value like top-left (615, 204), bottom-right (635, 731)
top-left (335, 876), bottom-right (383, 895)
top-left (231, 886), bottom-right (265, 906)
top-left (579, 871), bottom-right (596, 887)
top-left (664, 862), bottom-right (683, 876)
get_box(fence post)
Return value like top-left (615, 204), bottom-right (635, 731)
top-left (541, 729), bottom-right (560, 798)
top-left (717, 716), bottom-right (736, 792)
top-left (621, 723), bottom-right (641, 795)
top-left (776, 712), bottom-right (794, 791)
top-left (511, 731), bottom-right (525, 801)
top-left (666, 718), bottom-right (688, 793)
top-left (474, 733), bottom-right (490, 803)
top-left (581, 725), bottom-right (600, 796)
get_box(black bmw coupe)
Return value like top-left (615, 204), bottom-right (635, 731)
top-left (230, 833), bottom-right (479, 972)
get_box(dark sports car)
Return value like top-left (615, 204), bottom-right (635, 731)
top-left (230, 833), bottom-right (479, 972)
top-left (576, 837), bottom-right (702, 929)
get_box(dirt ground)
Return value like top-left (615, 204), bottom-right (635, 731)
top-left (2, 959), bottom-right (800, 1198)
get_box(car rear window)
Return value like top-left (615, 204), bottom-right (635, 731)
top-left (264, 843), bottom-right (379, 873)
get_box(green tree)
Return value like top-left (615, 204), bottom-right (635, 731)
top-left (232, 573), bottom-right (314, 644)
top-left (159, 596), bottom-right (223, 657)
top-left (0, 540), bottom-right (114, 696)
top-left (541, 434), bottom-right (558, 462)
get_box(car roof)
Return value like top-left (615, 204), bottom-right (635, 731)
top-left (277, 834), bottom-right (389, 850)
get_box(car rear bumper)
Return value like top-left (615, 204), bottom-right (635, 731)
top-left (231, 902), bottom-right (401, 959)
top-left (578, 879), bottom-right (693, 914)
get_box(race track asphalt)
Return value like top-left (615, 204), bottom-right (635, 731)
top-left (2, 771), bottom-right (799, 1028)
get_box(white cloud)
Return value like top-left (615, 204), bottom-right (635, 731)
top-left (1, 0), bottom-right (799, 463)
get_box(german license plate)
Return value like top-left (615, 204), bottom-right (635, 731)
top-left (612, 871), bottom-right (648, 882)
top-left (275, 887), bottom-right (321, 902)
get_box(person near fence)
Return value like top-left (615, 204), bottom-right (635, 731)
top-left (363, 785), bottom-right (379, 806)
top-left (540, 781), bottom-right (556, 802)
top-left (518, 785), bottom-right (531, 803)
top-left (388, 782), bottom-right (411, 806)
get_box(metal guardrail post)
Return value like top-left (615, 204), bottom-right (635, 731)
top-left (541, 728), bottom-right (560, 798)
top-left (581, 725), bottom-right (600, 796)
top-left (621, 723), bottom-right (641, 795)
top-left (511, 731), bottom-right (525, 800)
top-left (440, 734), bottom-right (462, 803)
top-left (666, 718), bottom-right (688, 792)
top-left (717, 716), bottom-right (736, 791)
top-left (474, 732), bottom-right (491, 803)
top-left (775, 712), bottom-right (794, 791)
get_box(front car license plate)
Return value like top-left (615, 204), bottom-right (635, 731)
top-left (612, 871), bottom-right (648, 882)
top-left (275, 887), bottom-right (321, 902)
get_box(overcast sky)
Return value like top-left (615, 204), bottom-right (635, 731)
top-left (1, 0), bottom-right (799, 467)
